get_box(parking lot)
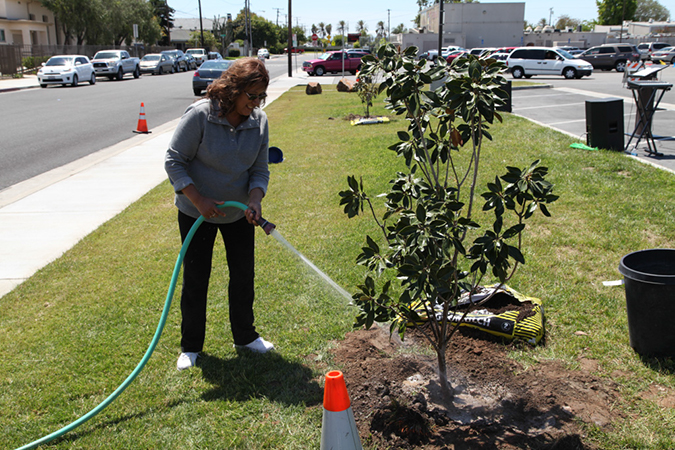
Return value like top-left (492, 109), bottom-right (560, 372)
top-left (510, 68), bottom-right (675, 172)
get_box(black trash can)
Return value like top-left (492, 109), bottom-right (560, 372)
top-left (619, 249), bottom-right (675, 357)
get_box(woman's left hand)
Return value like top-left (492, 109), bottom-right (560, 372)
top-left (246, 187), bottom-right (264, 225)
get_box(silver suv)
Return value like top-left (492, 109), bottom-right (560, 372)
top-left (575, 44), bottom-right (640, 72)
top-left (637, 42), bottom-right (670, 60)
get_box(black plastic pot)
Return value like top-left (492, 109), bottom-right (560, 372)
top-left (619, 249), bottom-right (675, 357)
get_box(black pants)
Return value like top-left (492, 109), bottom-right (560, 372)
top-left (178, 211), bottom-right (258, 352)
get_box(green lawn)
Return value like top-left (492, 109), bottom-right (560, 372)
top-left (3, 85), bottom-right (675, 449)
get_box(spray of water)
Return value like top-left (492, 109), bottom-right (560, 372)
top-left (269, 229), bottom-right (354, 304)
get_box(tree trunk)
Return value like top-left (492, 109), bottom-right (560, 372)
top-left (436, 344), bottom-right (454, 400)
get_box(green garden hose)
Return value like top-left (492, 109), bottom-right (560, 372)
top-left (17, 201), bottom-right (252, 450)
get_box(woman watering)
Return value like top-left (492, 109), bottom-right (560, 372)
top-left (165, 58), bottom-right (274, 370)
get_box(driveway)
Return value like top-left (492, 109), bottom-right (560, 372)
top-left (510, 68), bottom-right (675, 172)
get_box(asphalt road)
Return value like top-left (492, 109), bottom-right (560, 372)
top-left (509, 68), bottom-right (675, 172)
top-left (0, 55), bottom-right (314, 191)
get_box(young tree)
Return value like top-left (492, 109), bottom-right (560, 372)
top-left (340, 45), bottom-right (557, 399)
top-left (597, 0), bottom-right (637, 25)
top-left (634, 0), bottom-right (671, 21)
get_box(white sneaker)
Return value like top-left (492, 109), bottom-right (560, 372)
top-left (176, 352), bottom-right (199, 370)
top-left (235, 337), bottom-right (275, 353)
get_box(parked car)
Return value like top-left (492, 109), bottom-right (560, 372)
top-left (418, 50), bottom-right (438, 61)
top-left (441, 46), bottom-right (464, 57)
top-left (651, 46), bottom-right (675, 64)
top-left (284, 47), bottom-right (305, 54)
top-left (37, 55), bottom-right (96, 88)
top-left (161, 49), bottom-right (188, 72)
top-left (184, 53), bottom-right (198, 70)
top-left (192, 59), bottom-right (233, 95)
top-left (574, 44), bottom-right (640, 72)
top-left (445, 50), bottom-right (468, 63)
top-left (186, 48), bottom-right (208, 65)
top-left (208, 51), bottom-right (223, 60)
top-left (469, 47), bottom-right (496, 57)
top-left (637, 42), bottom-right (670, 60)
top-left (506, 47), bottom-right (593, 79)
top-left (302, 50), bottom-right (364, 76)
top-left (257, 48), bottom-right (270, 59)
top-left (139, 53), bottom-right (174, 75)
top-left (91, 50), bottom-right (140, 80)
top-left (490, 47), bottom-right (516, 61)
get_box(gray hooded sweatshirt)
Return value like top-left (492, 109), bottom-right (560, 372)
top-left (165, 98), bottom-right (270, 223)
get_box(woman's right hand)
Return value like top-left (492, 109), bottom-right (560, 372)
top-left (181, 184), bottom-right (225, 219)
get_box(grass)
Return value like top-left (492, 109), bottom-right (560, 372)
top-left (2, 85), bottom-right (675, 449)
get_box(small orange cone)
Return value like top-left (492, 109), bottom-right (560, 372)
top-left (133, 102), bottom-right (151, 134)
top-left (320, 371), bottom-right (363, 450)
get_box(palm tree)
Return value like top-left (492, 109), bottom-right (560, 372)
top-left (325, 23), bottom-right (332, 38)
top-left (356, 20), bottom-right (367, 33)
top-left (311, 24), bottom-right (318, 36)
top-left (376, 21), bottom-right (386, 39)
top-left (339, 20), bottom-right (346, 36)
top-left (318, 22), bottom-right (325, 38)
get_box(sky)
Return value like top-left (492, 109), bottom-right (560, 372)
top-left (167, 0), bottom-right (674, 36)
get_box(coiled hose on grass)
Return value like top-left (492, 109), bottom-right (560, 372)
top-left (16, 201), bottom-right (251, 450)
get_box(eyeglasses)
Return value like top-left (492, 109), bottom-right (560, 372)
top-left (245, 91), bottom-right (268, 101)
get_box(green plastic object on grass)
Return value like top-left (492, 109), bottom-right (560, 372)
top-left (16, 201), bottom-right (250, 450)
top-left (570, 143), bottom-right (598, 151)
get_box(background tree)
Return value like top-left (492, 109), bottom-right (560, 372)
top-left (325, 23), bottom-right (333, 38)
top-left (318, 22), bottom-right (326, 38)
top-left (376, 21), bottom-right (386, 39)
top-left (634, 0), bottom-right (670, 21)
top-left (40, 0), bottom-right (102, 45)
top-left (149, 0), bottom-right (174, 46)
top-left (554, 15), bottom-right (581, 30)
top-left (356, 20), bottom-right (367, 33)
top-left (597, 0), bottom-right (637, 25)
top-left (537, 18), bottom-right (548, 28)
top-left (392, 23), bottom-right (408, 34)
top-left (187, 30), bottom-right (218, 50)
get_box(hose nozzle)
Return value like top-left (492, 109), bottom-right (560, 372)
top-left (255, 216), bottom-right (276, 235)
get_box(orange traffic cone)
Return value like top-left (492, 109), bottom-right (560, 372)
top-left (133, 102), bottom-right (151, 134)
top-left (320, 371), bottom-right (363, 450)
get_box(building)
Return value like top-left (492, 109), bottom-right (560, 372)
top-left (419, 2), bottom-right (526, 49)
top-left (0, 0), bottom-right (59, 46)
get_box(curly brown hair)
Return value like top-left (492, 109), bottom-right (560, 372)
top-left (206, 58), bottom-right (270, 117)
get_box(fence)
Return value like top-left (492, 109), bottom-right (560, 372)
top-left (0, 44), bottom-right (176, 75)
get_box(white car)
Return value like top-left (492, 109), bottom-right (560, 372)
top-left (186, 48), bottom-right (208, 65)
top-left (38, 55), bottom-right (96, 87)
top-left (257, 48), bottom-right (270, 59)
top-left (506, 47), bottom-right (593, 79)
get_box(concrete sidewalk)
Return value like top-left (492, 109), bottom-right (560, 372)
top-left (0, 69), bottom-right (352, 298)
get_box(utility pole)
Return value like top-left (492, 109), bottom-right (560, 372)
top-left (198, 0), bottom-right (204, 47)
top-left (549, 8), bottom-right (553, 27)
top-left (287, 0), bottom-right (292, 77)
top-left (387, 9), bottom-right (390, 42)
top-left (437, 0), bottom-right (444, 55)
top-left (273, 7), bottom-right (282, 26)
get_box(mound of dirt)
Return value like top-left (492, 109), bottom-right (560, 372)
top-left (330, 324), bottom-right (623, 449)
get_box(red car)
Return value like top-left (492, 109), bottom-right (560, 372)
top-left (284, 47), bottom-right (305, 54)
top-left (446, 50), bottom-right (467, 63)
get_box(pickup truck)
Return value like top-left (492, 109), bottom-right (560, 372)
top-left (91, 50), bottom-right (141, 80)
top-left (302, 50), bottom-right (365, 76)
